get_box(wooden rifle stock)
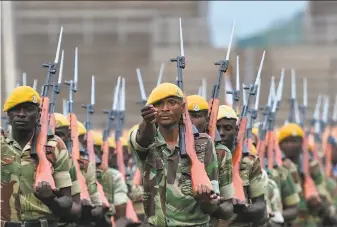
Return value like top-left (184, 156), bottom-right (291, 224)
top-left (100, 141), bottom-right (109, 171)
top-left (69, 113), bottom-right (91, 201)
top-left (232, 117), bottom-right (247, 202)
top-left (273, 131), bottom-right (283, 166)
top-left (302, 135), bottom-right (320, 201)
top-left (115, 140), bottom-right (126, 179)
top-left (207, 98), bottom-right (220, 141)
top-left (267, 131), bottom-right (274, 170)
top-left (86, 130), bottom-right (110, 207)
top-left (325, 142), bottom-right (332, 178)
top-left (133, 168), bottom-right (142, 186)
top-left (257, 132), bottom-right (268, 169)
top-left (34, 97), bottom-right (56, 189)
top-left (183, 96), bottom-right (214, 192)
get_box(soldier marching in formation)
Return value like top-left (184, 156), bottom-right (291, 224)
top-left (2, 20), bottom-right (337, 227)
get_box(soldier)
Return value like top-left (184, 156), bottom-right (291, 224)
top-left (54, 114), bottom-right (106, 226)
top-left (92, 131), bottom-right (129, 220)
top-left (278, 123), bottom-right (337, 226)
top-left (1, 86), bottom-right (73, 227)
top-left (128, 83), bottom-right (226, 227)
top-left (186, 95), bottom-right (234, 224)
top-left (216, 105), bottom-right (268, 226)
top-left (252, 124), bottom-right (301, 226)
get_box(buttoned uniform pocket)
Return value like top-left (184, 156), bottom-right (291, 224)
top-left (142, 152), bottom-right (164, 217)
top-left (1, 156), bottom-right (17, 183)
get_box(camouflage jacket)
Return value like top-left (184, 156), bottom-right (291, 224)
top-left (215, 143), bottom-right (234, 200)
top-left (129, 128), bottom-right (220, 227)
top-left (265, 176), bottom-right (283, 214)
top-left (1, 132), bottom-right (72, 222)
top-left (268, 166), bottom-right (300, 208)
top-left (79, 159), bottom-right (101, 206)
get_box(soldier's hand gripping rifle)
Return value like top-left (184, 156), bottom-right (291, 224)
top-left (170, 17), bottom-right (213, 192)
top-left (82, 76), bottom-right (110, 208)
top-left (49, 50), bottom-right (64, 133)
top-left (33, 26), bottom-right (63, 190)
top-left (232, 51), bottom-right (265, 202)
top-left (65, 47), bottom-right (91, 202)
top-left (207, 22), bottom-right (235, 141)
top-left (101, 77), bottom-right (121, 170)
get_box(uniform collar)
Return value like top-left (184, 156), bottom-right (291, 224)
top-left (156, 128), bottom-right (180, 149)
top-left (5, 130), bottom-right (34, 152)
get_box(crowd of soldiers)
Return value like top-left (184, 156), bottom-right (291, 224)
top-left (1, 22), bottom-right (337, 227)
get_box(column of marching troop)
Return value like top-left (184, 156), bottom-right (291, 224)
top-left (1, 19), bottom-right (337, 227)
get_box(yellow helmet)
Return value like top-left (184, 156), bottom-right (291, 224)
top-left (217, 105), bottom-right (238, 121)
top-left (77, 121), bottom-right (87, 136)
top-left (147, 83), bottom-right (184, 105)
top-left (92, 131), bottom-right (103, 146)
top-left (278, 123), bottom-right (304, 143)
top-left (186, 95), bottom-right (209, 111)
top-left (54, 113), bottom-right (70, 128)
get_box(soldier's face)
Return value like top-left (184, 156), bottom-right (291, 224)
top-left (78, 134), bottom-right (86, 147)
top-left (154, 97), bottom-right (184, 128)
top-left (279, 136), bottom-right (303, 160)
top-left (189, 111), bottom-right (208, 133)
top-left (8, 102), bottom-right (39, 131)
top-left (108, 147), bottom-right (117, 168)
top-left (217, 118), bottom-right (237, 150)
top-left (55, 126), bottom-right (70, 142)
top-left (94, 145), bottom-right (102, 159)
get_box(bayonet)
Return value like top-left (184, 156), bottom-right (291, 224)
top-left (33, 79), bottom-right (38, 90)
top-left (157, 63), bottom-right (165, 86)
top-left (22, 72), bottom-right (27, 86)
top-left (201, 78), bottom-right (207, 100)
top-left (333, 95), bottom-right (337, 124)
top-left (49, 49), bottom-right (64, 115)
top-left (136, 68), bottom-right (147, 106)
top-left (288, 68), bottom-right (297, 123)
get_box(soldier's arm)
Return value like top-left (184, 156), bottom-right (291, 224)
top-left (42, 137), bottom-right (74, 218)
top-left (202, 139), bottom-right (234, 220)
top-left (280, 168), bottom-right (300, 222)
top-left (240, 156), bottom-right (268, 224)
top-left (86, 162), bottom-right (101, 206)
top-left (111, 169), bottom-right (128, 220)
top-left (66, 159), bottom-right (82, 220)
top-left (136, 120), bottom-right (156, 148)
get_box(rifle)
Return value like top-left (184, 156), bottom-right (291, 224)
top-left (299, 77), bottom-right (308, 128)
top-left (33, 26), bottom-right (63, 190)
top-left (207, 22), bottom-right (234, 141)
top-left (101, 77), bottom-right (121, 170)
top-left (311, 95), bottom-right (323, 167)
top-left (49, 50), bottom-right (64, 134)
top-left (322, 96), bottom-right (332, 177)
top-left (258, 77), bottom-right (275, 169)
top-left (81, 75), bottom-right (110, 207)
top-left (232, 51), bottom-right (265, 202)
top-left (226, 52), bottom-right (240, 116)
top-left (22, 72), bottom-right (27, 86)
top-left (65, 47), bottom-right (91, 201)
top-left (288, 69), bottom-right (297, 123)
top-left (170, 17), bottom-right (213, 191)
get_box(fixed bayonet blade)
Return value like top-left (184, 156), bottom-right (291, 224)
top-left (313, 95), bottom-right (322, 121)
top-left (267, 77), bottom-right (275, 107)
top-left (254, 50), bottom-right (266, 87)
top-left (179, 17), bottom-right (184, 57)
top-left (236, 55), bottom-right (240, 91)
top-left (277, 68), bottom-right (285, 102)
top-left (303, 77), bottom-right (308, 108)
top-left (202, 78), bottom-right (207, 99)
top-left (91, 75), bottom-right (95, 105)
top-left (242, 83), bottom-right (247, 106)
top-left (322, 96), bottom-right (329, 123)
top-left (54, 26), bottom-right (63, 64)
top-left (226, 21), bottom-right (235, 61)
top-left (136, 68), bottom-right (147, 102)
top-left (157, 63), bottom-right (165, 86)
top-left (294, 101), bottom-right (300, 124)
top-left (113, 77), bottom-right (122, 111)
top-left (291, 68), bottom-right (296, 100)
top-left (63, 99), bottom-right (68, 116)
top-left (32, 79), bottom-right (38, 90)
top-left (272, 73), bottom-right (284, 113)
top-left (121, 77), bottom-right (126, 111)
top-left (22, 72), bottom-right (27, 86)
top-left (333, 95), bottom-right (337, 122)
top-left (58, 50), bottom-right (64, 85)
top-left (198, 86), bottom-right (202, 96)
top-left (271, 76), bottom-right (276, 103)
top-left (254, 78), bottom-right (261, 111)
top-left (74, 47), bottom-right (78, 91)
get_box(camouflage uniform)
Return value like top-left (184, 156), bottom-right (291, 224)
top-left (1, 133), bottom-right (72, 224)
top-left (96, 167), bottom-right (128, 216)
top-left (227, 154), bottom-right (269, 227)
top-left (265, 176), bottom-right (284, 225)
top-left (209, 143), bottom-right (234, 227)
top-left (129, 128), bottom-right (220, 227)
top-left (79, 160), bottom-right (101, 206)
top-left (283, 158), bottom-right (334, 227)
top-left (127, 180), bottom-right (144, 220)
